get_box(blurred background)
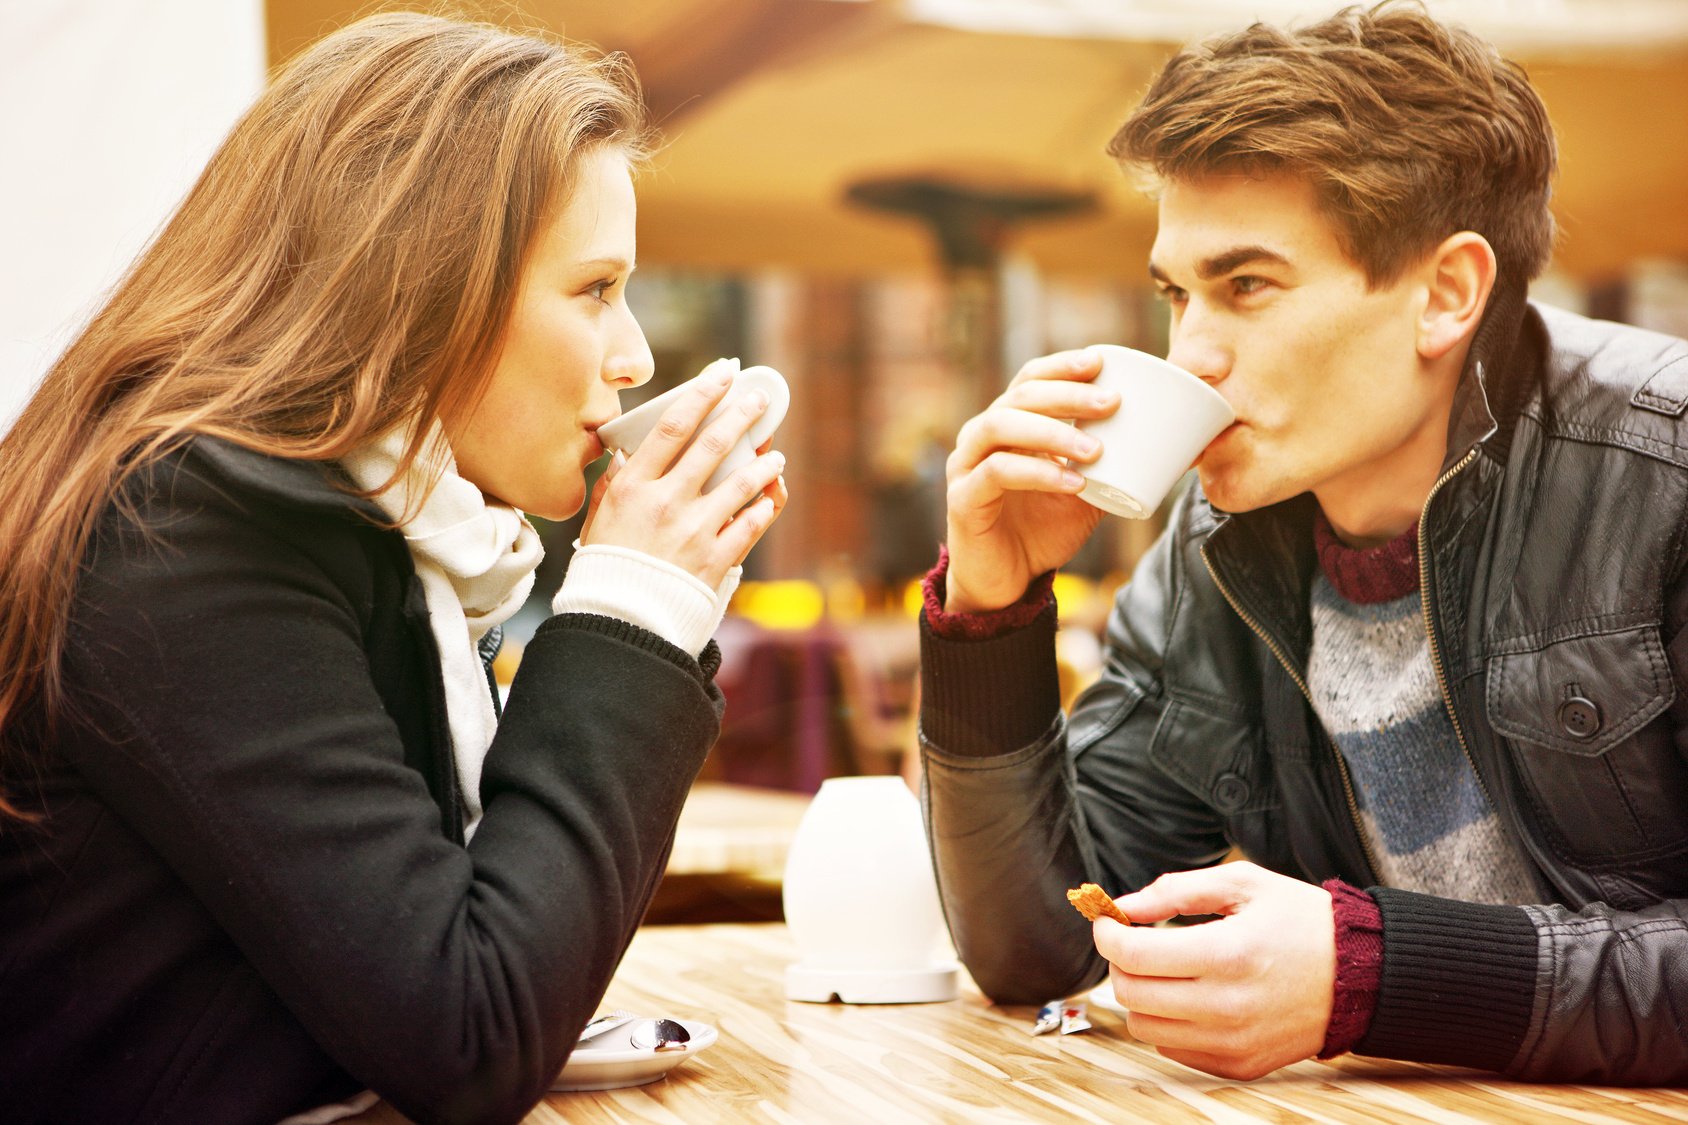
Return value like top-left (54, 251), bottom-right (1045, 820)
top-left (6, 0), bottom-right (1688, 813)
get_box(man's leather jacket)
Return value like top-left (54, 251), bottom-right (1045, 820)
top-left (919, 281), bottom-right (1688, 1083)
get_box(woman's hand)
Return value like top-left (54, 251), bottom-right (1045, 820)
top-left (943, 349), bottom-right (1117, 613)
top-left (581, 366), bottom-right (786, 588)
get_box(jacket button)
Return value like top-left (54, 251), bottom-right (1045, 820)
top-left (1558, 697), bottom-right (1602, 739)
top-left (1212, 773), bottom-right (1250, 813)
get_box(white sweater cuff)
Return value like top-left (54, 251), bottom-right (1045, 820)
top-left (553, 542), bottom-right (740, 658)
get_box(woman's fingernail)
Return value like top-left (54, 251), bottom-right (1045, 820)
top-left (1071, 350), bottom-right (1094, 371)
top-left (1063, 470), bottom-right (1086, 489)
top-left (747, 389), bottom-right (768, 410)
top-left (1074, 434), bottom-right (1100, 456)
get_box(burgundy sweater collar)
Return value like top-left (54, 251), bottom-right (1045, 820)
top-left (1312, 507), bottom-right (1420, 605)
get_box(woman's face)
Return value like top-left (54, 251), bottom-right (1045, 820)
top-left (446, 146), bottom-right (654, 520)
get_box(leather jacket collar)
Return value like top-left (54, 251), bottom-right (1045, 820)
top-left (1445, 275), bottom-right (1534, 469)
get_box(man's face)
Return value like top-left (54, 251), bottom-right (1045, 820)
top-left (1151, 173), bottom-right (1451, 517)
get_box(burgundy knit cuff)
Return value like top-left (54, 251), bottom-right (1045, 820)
top-left (922, 545), bottom-right (1056, 641)
top-left (1319, 878), bottom-right (1383, 1059)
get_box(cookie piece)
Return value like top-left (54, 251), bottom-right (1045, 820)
top-left (1066, 883), bottom-right (1130, 925)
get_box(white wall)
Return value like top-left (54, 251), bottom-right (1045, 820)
top-left (0, 1), bottom-right (265, 433)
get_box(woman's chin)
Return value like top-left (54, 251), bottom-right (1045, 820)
top-left (496, 479), bottom-right (585, 522)
top-left (525, 495), bottom-right (585, 522)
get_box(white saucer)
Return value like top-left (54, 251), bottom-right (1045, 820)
top-left (552, 1019), bottom-right (718, 1092)
top-left (785, 962), bottom-right (960, 1004)
top-left (1086, 981), bottom-right (1128, 1015)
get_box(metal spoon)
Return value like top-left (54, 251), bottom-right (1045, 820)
top-left (628, 1017), bottom-right (691, 1051)
top-left (576, 1010), bottom-right (637, 1045)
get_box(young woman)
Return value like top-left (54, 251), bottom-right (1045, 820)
top-left (0, 14), bottom-right (785, 1125)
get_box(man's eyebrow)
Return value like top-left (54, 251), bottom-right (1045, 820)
top-left (1148, 246), bottom-right (1291, 284)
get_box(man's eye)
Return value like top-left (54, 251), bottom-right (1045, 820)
top-left (1156, 285), bottom-right (1188, 304)
top-left (1232, 276), bottom-right (1270, 296)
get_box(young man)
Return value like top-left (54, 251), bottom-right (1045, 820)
top-left (920, 1), bottom-right (1688, 1084)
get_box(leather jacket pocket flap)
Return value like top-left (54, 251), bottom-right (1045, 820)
top-left (1148, 700), bottom-right (1275, 814)
top-left (1487, 625), bottom-right (1673, 757)
top-left (1069, 675), bottom-right (1147, 755)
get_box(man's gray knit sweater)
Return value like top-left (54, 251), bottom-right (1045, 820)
top-left (1307, 512), bottom-right (1546, 904)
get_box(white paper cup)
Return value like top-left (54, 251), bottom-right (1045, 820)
top-left (1073, 345), bottom-right (1234, 519)
top-left (596, 359), bottom-right (789, 493)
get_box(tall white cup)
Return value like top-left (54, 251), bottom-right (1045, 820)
top-left (1073, 345), bottom-right (1234, 519)
top-left (782, 776), bottom-right (959, 1003)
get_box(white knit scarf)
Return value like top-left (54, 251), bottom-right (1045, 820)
top-left (341, 420), bottom-right (543, 839)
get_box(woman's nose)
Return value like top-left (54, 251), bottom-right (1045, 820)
top-left (607, 310), bottom-right (655, 388)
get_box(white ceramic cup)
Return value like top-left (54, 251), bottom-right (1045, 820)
top-left (1072, 345), bottom-right (1234, 519)
top-left (596, 359), bottom-right (789, 493)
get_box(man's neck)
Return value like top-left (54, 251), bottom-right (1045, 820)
top-left (1316, 459), bottom-right (1438, 548)
top-left (1315, 353), bottom-right (1469, 549)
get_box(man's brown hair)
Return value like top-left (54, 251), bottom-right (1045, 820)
top-left (1110, 1), bottom-right (1557, 286)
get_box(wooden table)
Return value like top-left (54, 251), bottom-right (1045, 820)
top-left (355, 923), bottom-right (1688, 1123)
top-left (665, 782), bottom-right (813, 877)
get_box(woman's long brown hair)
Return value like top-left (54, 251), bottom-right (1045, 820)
top-left (0, 12), bottom-right (650, 816)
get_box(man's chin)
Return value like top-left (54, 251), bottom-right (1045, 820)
top-left (1196, 467), bottom-right (1278, 516)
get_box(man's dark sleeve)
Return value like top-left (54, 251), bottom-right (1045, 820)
top-left (919, 497), bottom-right (1232, 1005)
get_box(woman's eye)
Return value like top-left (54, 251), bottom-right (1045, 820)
top-left (580, 275), bottom-right (621, 302)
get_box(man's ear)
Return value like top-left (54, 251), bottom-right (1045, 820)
top-left (1418, 232), bottom-right (1497, 362)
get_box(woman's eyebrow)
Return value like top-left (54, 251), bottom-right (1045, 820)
top-left (573, 256), bottom-right (634, 273)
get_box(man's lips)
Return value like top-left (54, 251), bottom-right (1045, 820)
top-left (1195, 421), bottom-right (1241, 465)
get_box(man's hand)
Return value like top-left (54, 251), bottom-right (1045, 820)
top-left (943, 349), bottom-right (1117, 613)
top-left (1093, 862), bottom-right (1336, 1081)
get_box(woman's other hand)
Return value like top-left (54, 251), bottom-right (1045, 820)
top-left (581, 366), bottom-right (786, 588)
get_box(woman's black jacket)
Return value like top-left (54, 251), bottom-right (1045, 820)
top-left (0, 437), bottom-right (725, 1124)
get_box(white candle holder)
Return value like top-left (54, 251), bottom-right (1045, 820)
top-left (781, 776), bottom-right (959, 1003)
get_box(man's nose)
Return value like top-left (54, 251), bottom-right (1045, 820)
top-left (1165, 310), bottom-right (1230, 385)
